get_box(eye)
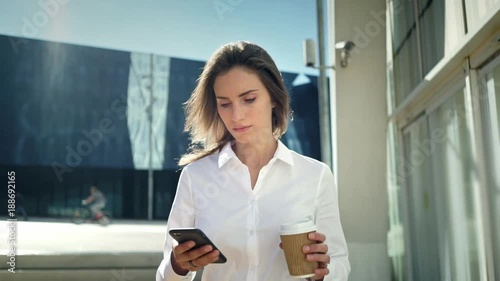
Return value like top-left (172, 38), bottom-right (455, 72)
top-left (219, 103), bottom-right (230, 108)
top-left (245, 98), bottom-right (256, 103)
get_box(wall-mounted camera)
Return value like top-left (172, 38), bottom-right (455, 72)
top-left (335, 41), bottom-right (356, 68)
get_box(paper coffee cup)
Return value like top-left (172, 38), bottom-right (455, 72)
top-left (280, 220), bottom-right (317, 278)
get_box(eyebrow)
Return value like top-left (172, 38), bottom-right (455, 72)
top-left (216, 89), bottom-right (258, 99)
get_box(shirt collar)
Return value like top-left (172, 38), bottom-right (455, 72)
top-left (274, 140), bottom-right (294, 166)
top-left (218, 140), bottom-right (294, 168)
top-left (218, 141), bottom-right (236, 168)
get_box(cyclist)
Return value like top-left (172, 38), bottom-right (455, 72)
top-left (82, 186), bottom-right (106, 221)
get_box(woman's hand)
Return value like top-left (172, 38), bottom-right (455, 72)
top-left (279, 231), bottom-right (331, 281)
top-left (171, 241), bottom-right (221, 275)
top-left (304, 232), bottom-right (330, 280)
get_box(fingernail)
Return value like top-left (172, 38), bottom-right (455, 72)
top-left (205, 245), bottom-right (213, 252)
top-left (309, 233), bottom-right (314, 239)
top-left (304, 246), bottom-right (310, 252)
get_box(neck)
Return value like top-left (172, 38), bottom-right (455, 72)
top-left (233, 137), bottom-right (278, 169)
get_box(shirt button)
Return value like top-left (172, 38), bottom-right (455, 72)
top-left (250, 199), bottom-right (255, 206)
top-left (250, 230), bottom-right (255, 235)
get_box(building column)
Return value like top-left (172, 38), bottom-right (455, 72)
top-left (328, 0), bottom-right (390, 280)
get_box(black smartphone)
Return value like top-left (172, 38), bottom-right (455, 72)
top-left (169, 228), bottom-right (227, 263)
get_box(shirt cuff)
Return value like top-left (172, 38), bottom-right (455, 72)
top-left (156, 250), bottom-right (196, 281)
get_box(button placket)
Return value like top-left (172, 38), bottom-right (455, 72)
top-left (250, 196), bottom-right (256, 235)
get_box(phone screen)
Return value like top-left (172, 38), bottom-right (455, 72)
top-left (169, 228), bottom-right (227, 263)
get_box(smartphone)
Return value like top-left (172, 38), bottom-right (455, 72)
top-left (169, 228), bottom-right (227, 263)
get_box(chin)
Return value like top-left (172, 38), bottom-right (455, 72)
top-left (233, 137), bottom-right (250, 144)
top-left (230, 134), bottom-right (252, 144)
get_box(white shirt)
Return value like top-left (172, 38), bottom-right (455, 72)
top-left (157, 140), bottom-right (350, 281)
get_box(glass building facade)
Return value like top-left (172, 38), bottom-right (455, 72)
top-left (386, 0), bottom-right (500, 280)
top-left (0, 35), bottom-right (322, 220)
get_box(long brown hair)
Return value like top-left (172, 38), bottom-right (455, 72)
top-left (179, 41), bottom-right (290, 166)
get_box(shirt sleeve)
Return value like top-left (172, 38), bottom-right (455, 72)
top-left (156, 166), bottom-right (197, 281)
top-left (315, 164), bottom-right (351, 281)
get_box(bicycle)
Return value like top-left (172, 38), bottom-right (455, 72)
top-left (71, 204), bottom-right (112, 226)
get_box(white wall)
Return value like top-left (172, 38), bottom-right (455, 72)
top-left (328, 0), bottom-right (390, 280)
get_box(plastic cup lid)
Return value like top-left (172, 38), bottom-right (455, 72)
top-left (279, 219), bottom-right (316, 235)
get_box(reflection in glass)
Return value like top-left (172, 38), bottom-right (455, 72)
top-left (392, 0), bottom-right (421, 105)
top-left (402, 118), bottom-right (440, 281)
top-left (429, 88), bottom-right (481, 281)
top-left (418, 0), bottom-right (445, 75)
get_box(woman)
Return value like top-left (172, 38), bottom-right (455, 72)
top-left (157, 41), bottom-right (350, 281)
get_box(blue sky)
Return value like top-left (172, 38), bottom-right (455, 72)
top-left (0, 0), bottom-right (323, 75)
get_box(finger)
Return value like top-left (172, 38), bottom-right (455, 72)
top-left (303, 243), bottom-right (328, 254)
top-left (308, 232), bottom-right (326, 243)
top-left (279, 242), bottom-right (283, 249)
top-left (313, 267), bottom-right (330, 279)
top-left (192, 249), bottom-right (221, 267)
top-left (177, 244), bottom-right (213, 263)
top-left (187, 259), bottom-right (198, 271)
top-left (187, 245), bottom-right (214, 261)
top-left (318, 261), bottom-right (330, 269)
top-left (173, 241), bottom-right (197, 255)
top-left (306, 253), bottom-right (331, 265)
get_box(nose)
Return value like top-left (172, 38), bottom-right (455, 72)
top-left (231, 104), bottom-right (245, 121)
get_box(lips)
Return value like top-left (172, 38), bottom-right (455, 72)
top-left (233, 125), bottom-right (251, 132)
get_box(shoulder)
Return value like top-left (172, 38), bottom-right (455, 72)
top-left (288, 151), bottom-right (337, 192)
top-left (286, 150), bottom-right (334, 181)
top-left (180, 152), bottom-right (219, 175)
top-left (289, 150), bottom-right (329, 171)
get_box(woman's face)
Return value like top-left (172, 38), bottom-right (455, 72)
top-left (214, 67), bottom-right (275, 145)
